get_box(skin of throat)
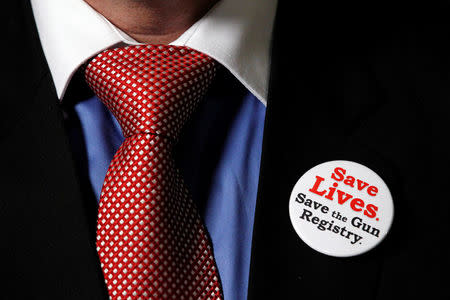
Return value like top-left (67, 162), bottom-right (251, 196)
top-left (84, 0), bottom-right (219, 44)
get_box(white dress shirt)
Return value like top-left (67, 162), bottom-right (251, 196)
top-left (30, 0), bottom-right (277, 105)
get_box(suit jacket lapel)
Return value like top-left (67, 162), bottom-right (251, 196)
top-left (1, 1), bottom-right (108, 298)
top-left (247, 2), bottom-right (393, 298)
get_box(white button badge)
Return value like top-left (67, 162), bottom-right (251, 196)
top-left (289, 160), bottom-right (394, 257)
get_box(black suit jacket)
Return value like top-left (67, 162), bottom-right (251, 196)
top-left (1, 1), bottom-right (448, 299)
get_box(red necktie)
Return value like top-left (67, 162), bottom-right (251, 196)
top-left (85, 45), bottom-right (223, 300)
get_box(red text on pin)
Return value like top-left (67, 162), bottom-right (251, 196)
top-left (308, 167), bottom-right (379, 218)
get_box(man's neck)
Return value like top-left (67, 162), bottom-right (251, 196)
top-left (84, 0), bottom-right (218, 44)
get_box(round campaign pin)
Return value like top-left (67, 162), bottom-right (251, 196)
top-left (289, 160), bottom-right (394, 257)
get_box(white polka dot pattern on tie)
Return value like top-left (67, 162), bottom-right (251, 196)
top-left (85, 45), bottom-right (222, 300)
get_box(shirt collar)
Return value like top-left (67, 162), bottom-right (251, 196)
top-left (31, 0), bottom-right (277, 105)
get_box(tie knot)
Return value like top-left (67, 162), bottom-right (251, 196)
top-left (85, 45), bottom-right (216, 139)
